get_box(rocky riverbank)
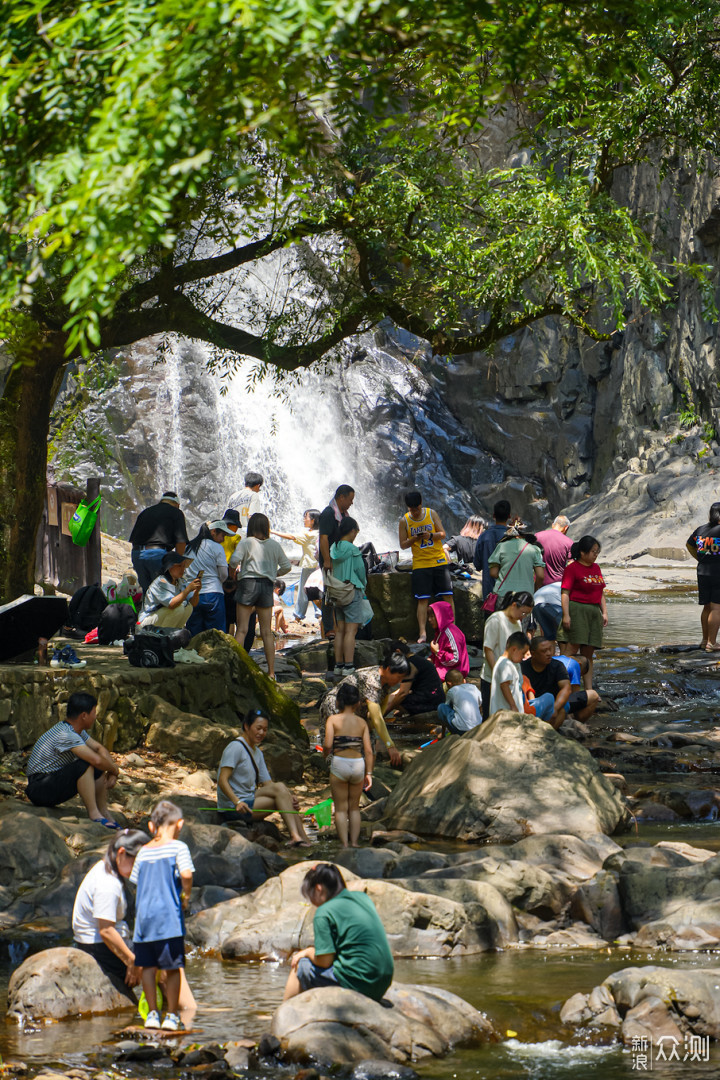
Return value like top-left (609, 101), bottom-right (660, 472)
top-left (1, 559), bottom-right (719, 1075)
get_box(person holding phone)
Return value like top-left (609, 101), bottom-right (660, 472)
top-left (137, 552), bottom-right (201, 628)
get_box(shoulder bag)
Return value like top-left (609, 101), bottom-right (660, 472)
top-left (481, 543), bottom-right (529, 613)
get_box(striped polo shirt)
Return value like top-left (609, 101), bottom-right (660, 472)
top-left (26, 721), bottom-right (89, 776)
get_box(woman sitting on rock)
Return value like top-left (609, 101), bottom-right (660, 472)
top-left (72, 829), bottom-right (150, 995)
top-left (284, 863), bottom-right (393, 1002)
top-left (216, 708), bottom-right (312, 847)
top-left (319, 648), bottom-right (410, 767)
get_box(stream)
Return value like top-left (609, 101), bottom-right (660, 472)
top-left (1, 582), bottom-right (719, 1077)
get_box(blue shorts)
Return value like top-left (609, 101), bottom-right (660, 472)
top-left (296, 957), bottom-right (340, 991)
top-left (133, 936), bottom-right (185, 970)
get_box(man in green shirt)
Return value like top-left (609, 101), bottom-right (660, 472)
top-left (284, 863), bottom-right (394, 1003)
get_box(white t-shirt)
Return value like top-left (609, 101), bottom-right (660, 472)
top-left (185, 538), bottom-right (228, 595)
top-left (481, 611), bottom-right (521, 682)
top-left (227, 488), bottom-right (264, 526)
top-left (489, 655), bottom-right (524, 715)
top-left (444, 683), bottom-right (483, 731)
top-left (72, 860), bottom-right (129, 945)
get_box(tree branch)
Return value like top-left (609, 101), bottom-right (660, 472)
top-left (117, 217), bottom-right (340, 310)
top-left (103, 292), bottom-right (378, 371)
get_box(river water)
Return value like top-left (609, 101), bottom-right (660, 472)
top-left (2, 585), bottom-right (719, 1077)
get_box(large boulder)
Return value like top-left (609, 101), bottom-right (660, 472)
top-left (142, 696), bottom-right (240, 767)
top-left (560, 966), bottom-right (720, 1043)
top-left (272, 982), bottom-right (496, 1065)
top-left (179, 823), bottom-right (286, 890)
top-left (7, 947), bottom-right (134, 1021)
top-left (187, 861), bottom-right (511, 958)
top-left (191, 630), bottom-right (304, 739)
top-left (0, 812), bottom-right (73, 887)
top-left (383, 711), bottom-right (628, 842)
top-left (618, 853), bottom-right (720, 949)
top-left (366, 574), bottom-right (486, 644)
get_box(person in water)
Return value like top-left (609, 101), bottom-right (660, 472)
top-left (284, 863), bottom-right (393, 1002)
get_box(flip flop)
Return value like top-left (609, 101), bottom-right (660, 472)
top-left (705, 644), bottom-right (720, 652)
top-left (92, 817), bottom-right (121, 829)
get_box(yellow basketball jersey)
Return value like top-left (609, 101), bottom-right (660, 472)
top-left (403, 508), bottom-right (449, 569)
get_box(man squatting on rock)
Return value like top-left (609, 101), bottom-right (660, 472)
top-left (25, 692), bottom-right (121, 829)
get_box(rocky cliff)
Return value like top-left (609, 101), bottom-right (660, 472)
top-left (48, 160), bottom-right (720, 556)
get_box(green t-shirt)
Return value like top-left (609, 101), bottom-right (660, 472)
top-left (488, 537), bottom-right (545, 596)
top-left (312, 889), bottom-right (394, 1001)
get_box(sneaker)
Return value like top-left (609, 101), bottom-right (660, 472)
top-left (144, 1009), bottom-right (161, 1029)
top-left (59, 645), bottom-right (86, 668)
top-left (161, 1012), bottom-right (183, 1031)
top-left (344, 665), bottom-right (356, 675)
top-left (50, 649), bottom-right (65, 668)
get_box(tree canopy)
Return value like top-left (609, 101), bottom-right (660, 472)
top-left (1, 0), bottom-right (720, 597)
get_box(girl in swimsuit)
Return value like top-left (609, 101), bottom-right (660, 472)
top-left (323, 682), bottom-right (373, 848)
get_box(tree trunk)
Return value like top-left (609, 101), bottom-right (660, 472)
top-left (0, 331), bottom-right (68, 602)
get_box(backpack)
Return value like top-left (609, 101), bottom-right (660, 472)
top-left (98, 603), bottom-right (137, 645)
top-left (124, 625), bottom-right (190, 668)
top-left (67, 584), bottom-right (108, 632)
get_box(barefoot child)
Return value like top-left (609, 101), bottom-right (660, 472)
top-left (323, 683), bottom-right (372, 848)
top-left (489, 631), bottom-right (528, 715)
top-left (273, 579), bottom-right (289, 635)
top-left (130, 800), bottom-right (194, 1031)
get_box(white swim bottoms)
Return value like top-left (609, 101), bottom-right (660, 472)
top-left (329, 756), bottom-right (365, 783)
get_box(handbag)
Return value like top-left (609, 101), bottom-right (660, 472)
top-left (481, 543), bottom-right (529, 613)
top-left (68, 495), bottom-right (101, 547)
top-left (323, 571), bottom-right (356, 606)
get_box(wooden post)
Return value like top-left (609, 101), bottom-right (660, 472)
top-left (86, 477), bottom-right (102, 585)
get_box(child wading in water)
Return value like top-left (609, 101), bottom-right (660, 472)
top-left (323, 683), bottom-right (373, 848)
top-left (130, 800), bottom-right (194, 1031)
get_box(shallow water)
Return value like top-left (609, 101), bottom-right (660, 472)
top-left (2, 587), bottom-right (720, 1077)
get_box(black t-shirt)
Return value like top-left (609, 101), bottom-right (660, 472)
top-left (687, 524), bottom-right (720, 578)
top-left (521, 658), bottom-right (569, 699)
top-left (409, 655), bottom-right (444, 696)
top-left (129, 502), bottom-right (189, 549)
top-left (318, 505), bottom-right (343, 568)
top-left (446, 535), bottom-right (476, 563)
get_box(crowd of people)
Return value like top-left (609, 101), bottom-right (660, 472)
top-left (21, 481), bottom-right (720, 1031)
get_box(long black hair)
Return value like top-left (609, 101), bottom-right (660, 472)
top-left (185, 522), bottom-right (213, 556)
top-left (709, 503), bottom-right (720, 527)
top-left (499, 590), bottom-right (534, 611)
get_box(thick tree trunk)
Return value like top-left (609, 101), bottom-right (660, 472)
top-left (0, 332), bottom-right (68, 602)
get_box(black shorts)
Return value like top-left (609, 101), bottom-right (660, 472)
top-left (235, 576), bottom-right (274, 609)
top-left (75, 942), bottom-right (135, 1000)
top-left (26, 759), bottom-right (102, 808)
top-left (404, 687), bottom-right (444, 715)
top-left (698, 577), bottom-right (720, 605)
top-left (411, 566), bottom-right (453, 600)
top-left (133, 936), bottom-right (185, 970)
top-left (566, 690), bottom-right (589, 716)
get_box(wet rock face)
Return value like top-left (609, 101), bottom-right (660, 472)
top-left (560, 965), bottom-right (720, 1043)
top-left (271, 982), bottom-right (496, 1066)
top-left (382, 711), bottom-right (629, 842)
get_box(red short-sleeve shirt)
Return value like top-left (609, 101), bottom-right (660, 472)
top-left (561, 560), bottom-right (605, 605)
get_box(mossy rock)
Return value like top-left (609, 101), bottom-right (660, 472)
top-left (190, 630), bottom-right (305, 742)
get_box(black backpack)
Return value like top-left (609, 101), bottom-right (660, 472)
top-left (67, 584), bottom-right (108, 632)
top-left (124, 626), bottom-right (190, 668)
top-left (98, 603), bottom-right (137, 645)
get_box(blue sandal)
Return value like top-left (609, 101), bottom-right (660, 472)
top-left (92, 817), bottom-right (120, 829)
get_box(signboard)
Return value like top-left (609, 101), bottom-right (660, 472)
top-left (61, 502), bottom-right (78, 537)
top-left (47, 486), bottom-right (59, 527)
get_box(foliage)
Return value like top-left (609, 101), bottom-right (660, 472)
top-left (2, 0), bottom-right (720, 364)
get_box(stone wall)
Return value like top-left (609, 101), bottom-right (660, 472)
top-left (0, 632), bottom-right (304, 757)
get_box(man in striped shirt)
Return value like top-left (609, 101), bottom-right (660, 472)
top-left (26, 692), bottom-right (121, 828)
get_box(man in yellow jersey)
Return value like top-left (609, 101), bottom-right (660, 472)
top-left (398, 490), bottom-right (453, 643)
